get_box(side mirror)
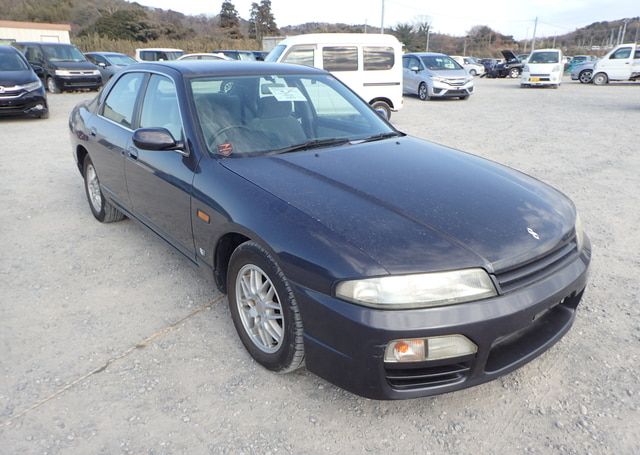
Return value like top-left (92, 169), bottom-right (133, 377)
top-left (132, 128), bottom-right (188, 156)
top-left (410, 66), bottom-right (420, 72)
top-left (31, 64), bottom-right (44, 77)
top-left (98, 62), bottom-right (107, 68)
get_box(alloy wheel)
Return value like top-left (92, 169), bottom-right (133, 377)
top-left (85, 164), bottom-right (102, 213)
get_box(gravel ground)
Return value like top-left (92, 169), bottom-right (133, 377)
top-left (1, 77), bottom-right (639, 454)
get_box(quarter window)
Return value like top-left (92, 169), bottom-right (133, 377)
top-left (283, 47), bottom-right (315, 67)
top-left (139, 75), bottom-right (182, 140)
top-left (102, 72), bottom-right (144, 128)
top-left (363, 46), bottom-right (394, 70)
top-left (322, 46), bottom-right (358, 71)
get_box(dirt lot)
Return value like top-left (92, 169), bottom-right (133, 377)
top-left (1, 77), bottom-right (639, 454)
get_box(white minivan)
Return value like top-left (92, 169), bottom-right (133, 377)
top-left (520, 48), bottom-right (563, 88)
top-left (265, 33), bottom-right (403, 119)
top-left (591, 43), bottom-right (640, 85)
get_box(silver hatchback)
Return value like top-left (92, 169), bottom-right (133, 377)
top-left (403, 53), bottom-right (474, 100)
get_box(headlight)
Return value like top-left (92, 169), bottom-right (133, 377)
top-left (54, 69), bottom-right (73, 76)
top-left (19, 80), bottom-right (42, 92)
top-left (575, 213), bottom-right (585, 251)
top-left (335, 268), bottom-right (497, 309)
top-left (89, 69), bottom-right (101, 76)
top-left (431, 76), bottom-right (446, 83)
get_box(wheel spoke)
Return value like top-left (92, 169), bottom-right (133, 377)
top-left (263, 320), bottom-right (281, 342)
top-left (257, 324), bottom-right (271, 347)
top-left (240, 274), bottom-right (252, 300)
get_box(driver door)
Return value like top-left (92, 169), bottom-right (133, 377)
top-left (124, 74), bottom-right (196, 259)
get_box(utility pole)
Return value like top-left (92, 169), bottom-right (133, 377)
top-left (364, 19), bottom-right (367, 34)
top-left (531, 17), bottom-right (538, 52)
top-left (635, 22), bottom-right (639, 43)
top-left (610, 28), bottom-right (615, 47)
top-left (552, 34), bottom-right (556, 48)
top-left (426, 28), bottom-right (431, 51)
top-left (616, 25), bottom-right (622, 45)
top-left (380, 0), bottom-right (385, 34)
top-left (463, 37), bottom-right (467, 55)
top-left (523, 28), bottom-right (529, 53)
top-left (621, 19), bottom-right (629, 44)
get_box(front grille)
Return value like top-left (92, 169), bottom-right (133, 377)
top-left (495, 239), bottom-right (578, 293)
top-left (445, 90), bottom-right (467, 96)
top-left (0, 89), bottom-right (25, 98)
top-left (447, 80), bottom-right (466, 86)
top-left (530, 74), bottom-right (551, 77)
top-left (385, 362), bottom-right (471, 390)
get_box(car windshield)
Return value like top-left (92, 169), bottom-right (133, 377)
top-left (107, 54), bottom-right (137, 65)
top-left (265, 45), bottom-right (286, 62)
top-left (42, 45), bottom-right (86, 62)
top-left (528, 52), bottom-right (560, 64)
top-left (238, 52), bottom-right (256, 61)
top-left (420, 55), bottom-right (462, 70)
top-left (190, 73), bottom-right (398, 157)
top-left (0, 52), bottom-right (29, 71)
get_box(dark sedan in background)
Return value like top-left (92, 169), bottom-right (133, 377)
top-left (85, 51), bottom-right (137, 84)
top-left (487, 50), bottom-right (526, 78)
top-left (69, 61), bottom-right (591, 399)
top-left (0, 45), bottom-right (48, 118)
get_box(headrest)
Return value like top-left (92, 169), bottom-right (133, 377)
top-left (258, 96), bottom-right (292, 119)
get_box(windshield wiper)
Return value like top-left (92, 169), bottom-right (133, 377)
top-left (358, 131), bottom-right (404, 143)
top-left (269, 138), bottom-right (351, 155)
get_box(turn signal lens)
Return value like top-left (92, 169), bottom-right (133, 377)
top-left (384, 335), bottom-right (477, 363)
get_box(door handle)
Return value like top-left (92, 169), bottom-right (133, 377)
top-left (89, 127), bottom-right (97, 137)
top-left (126, 146), bottom-right (139, 159)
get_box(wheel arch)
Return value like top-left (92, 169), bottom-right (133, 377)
top-left (212, 231), bottom-right (252, 293)
top-left (76, 145), bottom-right (89, 176)
top-left (369, 97), bottom-right (394, 110)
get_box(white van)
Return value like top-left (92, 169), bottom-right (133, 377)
top-left (520, 48), bottom-right (563, 88)
top-left (591, 43), bottom-right (640, 85)
top-left (265, 33), bottom-right (403, 119)
top-left (135, 48), bottom-right (184, 62)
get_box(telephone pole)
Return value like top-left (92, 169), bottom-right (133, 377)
top-left (380, 0), bottom-right (385, 34)
top-left (531, 17), bottom-right (538, 52)
top-left (426, 28), bottom-right (431, 51)
top-left (621, 19), bottom-right (629, 44)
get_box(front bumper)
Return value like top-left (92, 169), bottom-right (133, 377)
top-left (54, 75), bottom-right (102, 91)
top-left (294, 241), bottom-right (591, 399)
top-left (430, 80), bottom-right (474, 98)
top-left (0, 90), bottom-right (48, 117)
top-left (521, 73), bottom-right (562, 86)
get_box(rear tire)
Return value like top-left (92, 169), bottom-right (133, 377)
top-left (592, 72), bottom-right (608, 86)
top-left (370, 100), bottom-right (391, 120)
top-left (227, 241), bottom-right (305, 373)
top-left (83, 156), bottom-right (126, 223)
top-left (578, 70), bottom-right (593, 84)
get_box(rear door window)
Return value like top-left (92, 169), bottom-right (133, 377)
top-left (101, 72), bottom-right (145, 129)
top-left (363, 46), bottom-right (394, 70)
top-left (322, 46), bottom-right (358, 71)
top-left (283, 47), bottom-right (315, 67)
top-left (610, 47), bottom-right (631, 59)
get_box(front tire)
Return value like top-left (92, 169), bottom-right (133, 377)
top-left (46, 76), bottom-right (60, 94)
top-left (509, 68), bottom-right (521, 78)
top-left (370, 100), bottom-right (391, 120)
top-left (83, 156), bottom-right (125, 223)
top-left (418, 82), bottom-right (430, 101)
top-left (469, 69), bottom-right (477, 77)
top-left (227, 241), bottom-right (304, 373)
top-left (592, 72), bottom-right (608, 86)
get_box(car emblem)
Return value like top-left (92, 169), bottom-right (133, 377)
top-left (527, 227), bottom-right (540, 240)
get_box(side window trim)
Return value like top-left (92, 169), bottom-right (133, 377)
top-left (98, 71), bottom-right (149, 131)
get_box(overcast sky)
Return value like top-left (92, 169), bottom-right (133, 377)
top-left (132, 0), bottom-right (639, 39)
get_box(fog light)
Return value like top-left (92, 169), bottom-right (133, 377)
top-left (34, 104), bottom-right (44, 110)
top-left (384, 335), bottom-right (477, 363)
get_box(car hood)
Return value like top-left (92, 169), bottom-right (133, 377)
top-left (501, 50), bottom-right (518, 61)
top-left (222, 137), bottom-right (575, 275)
top-left (49, 61), bottom-right (98, 71)
top-left (0, 70), bottom-right (38, 86)
top-left (429, 69), bottom-right (469, 79)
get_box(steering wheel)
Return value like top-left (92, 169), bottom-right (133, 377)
top-left (212, 124), bottom-right (252, 140)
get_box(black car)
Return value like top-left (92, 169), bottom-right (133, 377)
top-left (252, 51), bottom-right (269, 61)
top-left (487, 50), bottom-right (525, 78)
top-left (0, 45), bottom-right (48, 118)
top-left (12, 42), bottom-right (102, 93)
top-left (69, 61), bottom-right (591, 400)
top-left (479, 58), bottom-right (499, 74)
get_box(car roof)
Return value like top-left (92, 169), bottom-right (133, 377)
top-left (279, 33), bottom-right (400, 46)
top-left (404, 52), bottom-right (448, 57)
top-left (530, 48), bottom-right (560, 53)
top-left (86, 51), bottom-right (129, 56)
top-left (14, 41), bottom-right (74, 46)
top-left (129, 61), bottom-right (327, 77)
top-left (0, 45), bottom-right (20, 53)
top-left (136, 48), bottom-right (183, 52)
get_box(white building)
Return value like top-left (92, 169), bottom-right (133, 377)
top-left (0, 20), bottom-right (71, 44)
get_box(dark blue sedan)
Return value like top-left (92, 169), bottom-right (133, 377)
top-left (69, 62), bottom-right (591, 399)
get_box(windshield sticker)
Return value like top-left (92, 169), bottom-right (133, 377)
top-left (217, 142), bottom-right (233, 156)
top-left (268, 86), bottom-right (307, 102)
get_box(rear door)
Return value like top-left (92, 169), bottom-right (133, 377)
top-left (124, 73), bottom-right (196, 259)
top-left (88, 71), bottom-right (146, 208)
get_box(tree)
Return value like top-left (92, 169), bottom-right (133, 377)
top-left (248, 0), bottom-right (279, 41)
top-left (219, 1), bottom-right (240, 29)
top-left (90, 9), bottom-right (159, 42)
top-left (391, 23), bottom-right (414, 49)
